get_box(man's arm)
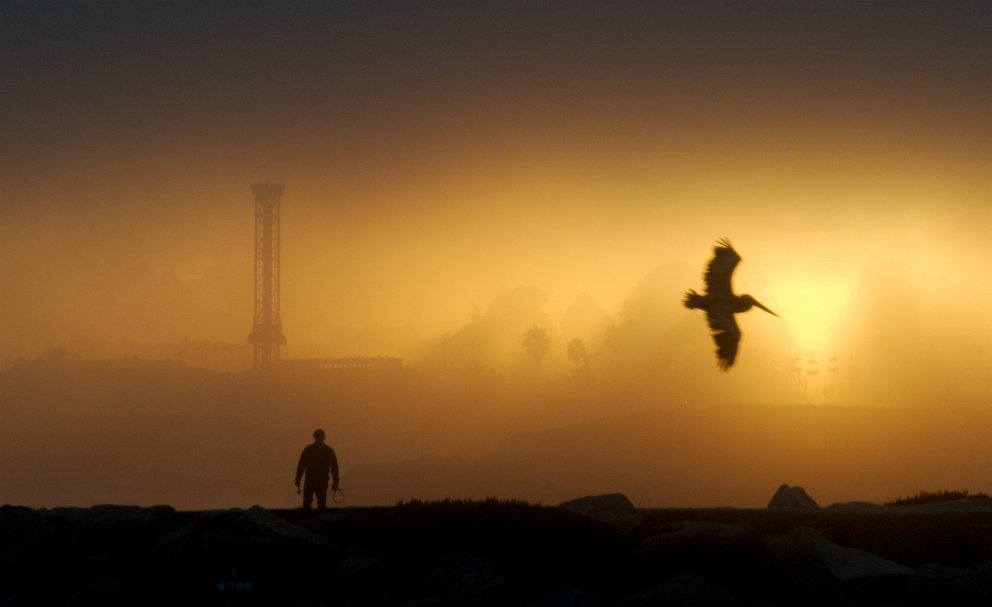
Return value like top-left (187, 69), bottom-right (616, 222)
top-left (295, 447), bottom-right (308, 486)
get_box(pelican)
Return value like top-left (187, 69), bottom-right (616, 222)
top-left (684, 238), bottom-right (778, 370)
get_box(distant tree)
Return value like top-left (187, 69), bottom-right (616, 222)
top-left (566, 338), bottom-right (589, 372)
top-left (522, 326), bottom-right (551, 374)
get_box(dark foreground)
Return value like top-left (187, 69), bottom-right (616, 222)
top-left (3, 500), bottom-right (992, 606)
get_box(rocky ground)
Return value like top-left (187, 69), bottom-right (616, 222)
top-left (3, 495), bottom-right (992, 606)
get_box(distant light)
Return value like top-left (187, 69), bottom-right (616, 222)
top-left (770, 280), bottom-right (849, 352)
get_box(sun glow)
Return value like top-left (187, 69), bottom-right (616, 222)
top-left (770, 280), bottom-right (851, 353)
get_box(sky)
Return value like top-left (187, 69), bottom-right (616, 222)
top-left (2, 1), bottom-right (990, 381)
top-left (2, 2), bottom-right (992, 508)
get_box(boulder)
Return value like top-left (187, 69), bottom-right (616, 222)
top-left (54, 575), bottom-right (127, 606)
top-left (66, 504), bottom-right (178, 527)
top-left (63, 504), bottom-right (179, 557)
top-left (620, 571), bottom-right (742, 607)
top-left (768, 484), bottom-right (819, 510)
top-left (825, 501), bottom-right (888, 512)
top-left (149, 522), bottom-right (199, 584)
top-left (242, 505), bottom-right (327, 545)
top-left (0, 505), bottom-right (55, 558)
top-left (639, 521), bottom-right (752, 556)
top-left (765, 527), bottom-right (914, 582)
top-left (336, 547), bottom-right (388, 602)
top-left (560, 493), bottom-right (635, 512)
top-left (422, 553), bottom-right (512, 606)
top-left (201, 506), bottom-right (326, 547)
top-left (199, 506), bottom-right (332, 586)
top-left (897, 497), bottom-right (992, 512)
top-left (904, 562), bottom-right (992, 605)
top-left (296, 510), bottom-right (345, 536)
top-left (528, 587), bottom-right (605, 607)
top-left (638, 521), bottom-right (761, 580)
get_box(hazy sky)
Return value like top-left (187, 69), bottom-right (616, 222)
top-left (3, 2), bottom-right (992, 508)
top-left (2, 1), bottom-right (990, 360)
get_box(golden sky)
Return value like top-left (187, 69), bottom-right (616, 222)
top-left (2, 2), bottom-right (990, 390)
top-left (3, 3), bottom-right (992, 508)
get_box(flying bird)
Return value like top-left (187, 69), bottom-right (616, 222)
top-left (684, 238), bottom-right (778, 370)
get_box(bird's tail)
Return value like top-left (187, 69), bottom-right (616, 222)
top-left (683, 290), bottom-right (705, 310)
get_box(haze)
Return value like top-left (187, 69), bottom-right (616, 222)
top-left (2, 3), bottom-right (990, 509)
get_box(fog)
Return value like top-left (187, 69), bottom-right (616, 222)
top-left (2, 3), bottom-right (990, 508)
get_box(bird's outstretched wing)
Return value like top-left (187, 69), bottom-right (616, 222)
top-left (704, 238), bottom-right (741, 299)
top-left (705, 303), bottom-right (740, 370)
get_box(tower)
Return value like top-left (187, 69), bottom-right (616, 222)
top-left (248, 182), bottom-right (286, 367)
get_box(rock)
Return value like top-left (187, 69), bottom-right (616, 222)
top-left (63, 504), bottom-right (179, 558)
top-left (896, 497), bottom-right (992, 512)
top-left (336, 546), bottom-right (388, 597)
top-left (621, 571), bottom-right (742, 607)
top-left (0, 505), bottom-right (55, 558)
top-left (242, 505), bottom-right (328, 545)
top-left (825, 501), bottom-right (888, 512)
top-left (149, 522), bottom-right (199, 584)
top-left (202, 529), bottom-right (293, 563)
top-left (199, 505), bottom-right (334, 597)
top-left (768, 484), bottom-right (819, 510)
top-left (528, 587), bottom-right (605, 607)
top-left (67, 504), bottom-right (178, 527)
top-left (638, 521), bottom-right (761, 582)
top-left (765, 527), bottom-right (914, 581)
top-left (201, 505), bottom-right (327, 549)
top-left (903, 562), bottom-right (992, 605)
top-left (54, 575), bottom-right (127, 606)
top-left (560, 493), bottom-right (635, 512)
top-left (639, 521), bottom-right (752, 556)
top-left (295, 510), bottom-right (345, 536)
top-left (422, 554), bottom-right (512, 606)
top-left (761, 527), bottom-right (914, 604)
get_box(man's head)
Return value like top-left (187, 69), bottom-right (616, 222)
top-left (313, 428), bottom-right (325, 443)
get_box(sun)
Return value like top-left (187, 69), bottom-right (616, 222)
top-left (769, 280), bottom-right (850, 352)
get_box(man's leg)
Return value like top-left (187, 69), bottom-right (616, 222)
top-left (315, 481), bottom-right (328, 510)
top-left (302, 479), bottom-right (315, 510)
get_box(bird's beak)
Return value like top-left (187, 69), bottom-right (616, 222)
top-left (755, 301), bottom-right (778, 317)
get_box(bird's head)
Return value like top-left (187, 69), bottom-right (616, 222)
top-left (744, 295), bottom-right (778, 317)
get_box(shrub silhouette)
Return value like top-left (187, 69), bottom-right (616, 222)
top-left (885, 489), bottom-right (990, 507)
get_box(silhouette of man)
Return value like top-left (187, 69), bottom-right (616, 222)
top-left (295, 429), bottom-right (340, 510)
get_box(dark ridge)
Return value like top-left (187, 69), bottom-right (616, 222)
top-left (5, 501), bottom-right (992, 605)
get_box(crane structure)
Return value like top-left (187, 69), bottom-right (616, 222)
top-left (248, 182), bottom-right (287, 367)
